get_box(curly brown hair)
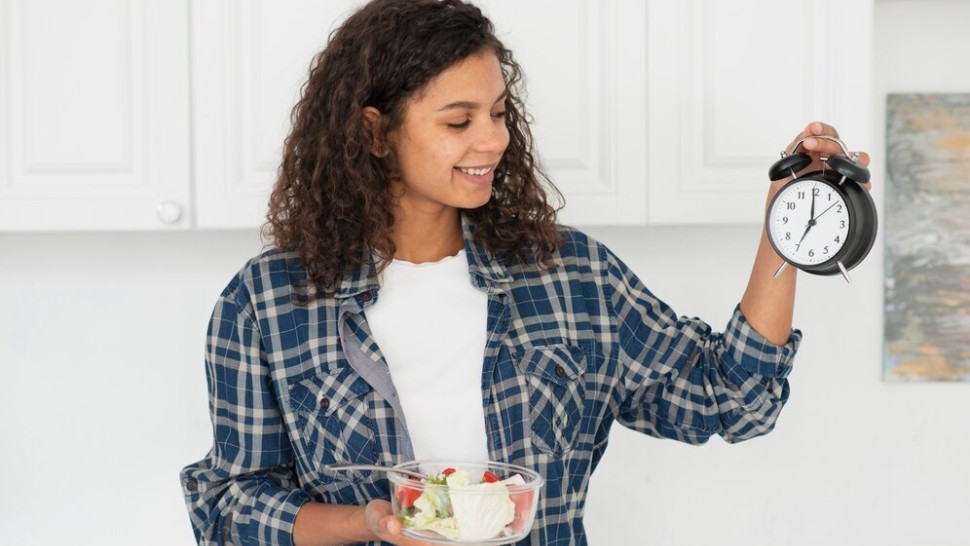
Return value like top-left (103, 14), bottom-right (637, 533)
top-left (264, 0), bottom-right (564, 294)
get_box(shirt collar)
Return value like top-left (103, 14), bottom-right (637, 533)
top-left (461, 213), bottom-right (514, 288)
top-left (333, 213), bottom-right (513, 298)
top-left (334, 252), bottom-right (380, 299)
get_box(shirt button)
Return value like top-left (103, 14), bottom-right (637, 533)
top-left (555, 365), bottom-right (566, 378)
top-left (185, 479), bottom-right (199, 493)
top-left (360, 291), bottom-right (373, 302)
top-left (319, 397), bottom-right (330, 411)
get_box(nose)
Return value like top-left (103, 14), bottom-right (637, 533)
top-left (474, 116), bottom-right (510, 154)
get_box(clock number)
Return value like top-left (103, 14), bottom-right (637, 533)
top-left (823, 246), bottom-right (830, 255)
top-left (840, 220), bottom-right (846, 229)
top-left (782, 216), bottom-right (789, 224)
top-left (813, 188), bottom-right (820, 197)
top-left (797, 191), bottom-right (806, 200)
top-left (835, 235), bottom-right (841, 243)
top-left (787, 202), bottom-right (796, 211)
top-left (785, 232), bottom-right (792, 241)
top-left (808, 249), bottom-right (815, 258)
top-left (837, 204), bottom-right (844, 213)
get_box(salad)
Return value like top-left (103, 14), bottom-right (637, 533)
top-left (395, 467), bottom-right (534, 541)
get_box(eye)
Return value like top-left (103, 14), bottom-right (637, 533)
top-left (447, 118), bottom-right (471, 130)
top-left (492, 110), bottom-right (508, 120)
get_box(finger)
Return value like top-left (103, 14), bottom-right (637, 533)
top-left (382, 514), bottom-right (404, 536)
top-left (380, 515), bottom-right (435, 546)
top-left (364, 500), bottom-right (398, 538)
top-left (851, 151), bottom-right (871, 167)
top-left (801, 135), bottom-right (845, 157)
top-left (787, 121), bottom-right (839, 154)
top-left (803, 120), bottom-right (839, 139)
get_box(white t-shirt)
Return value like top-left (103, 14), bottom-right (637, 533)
top-left (365, 250), bottom-right (490, 462)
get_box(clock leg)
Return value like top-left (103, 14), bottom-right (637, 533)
top-left (837, 261), bottom-right (852, 283)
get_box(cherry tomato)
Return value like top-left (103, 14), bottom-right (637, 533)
top-left (481, 471), bottom-right (501, 483)
top-left (442, 467), bottom-right (456, 476)
top-left (396, 478), bottom-right (422, 509)
top-left (509, 489), bottom-right (535, 532)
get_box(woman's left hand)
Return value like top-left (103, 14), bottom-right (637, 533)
top-left (773, 121), bottom-right (872, 195)
top-left (743, 120), bottom-right (872, 344)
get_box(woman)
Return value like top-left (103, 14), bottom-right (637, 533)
top-left (180, 0), bottom-right (870, 545)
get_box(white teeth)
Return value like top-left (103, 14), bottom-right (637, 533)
top-left (457, 166), bottom-right (491, 176)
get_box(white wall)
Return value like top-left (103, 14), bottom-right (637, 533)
top-left (586, 2), bottom-right (970, 545)
top-left (1, 1), bottom-right (968, 544)
top-left (0, 231), bottom-right (264, 543)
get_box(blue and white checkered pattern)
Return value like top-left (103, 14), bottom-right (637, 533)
top-left (181, 216), bottom-right (801, 546)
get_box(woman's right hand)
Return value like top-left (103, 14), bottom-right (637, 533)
top-left (363, 499), bottom-right (439, 546)
top-left (294, 499), bottom-right (438, 546)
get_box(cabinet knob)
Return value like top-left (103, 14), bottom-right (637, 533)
top-left (157, 200), bottom-right (184, 224)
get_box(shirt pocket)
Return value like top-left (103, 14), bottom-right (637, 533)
top-left (286, 367), bottom-right (379, 484)
top-left (515, 344), bottom-right (588, 457)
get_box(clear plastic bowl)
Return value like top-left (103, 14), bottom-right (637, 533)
top-left (388, 460), bottom-right (544, 545)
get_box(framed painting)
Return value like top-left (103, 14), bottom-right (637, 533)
top-left (884, 93), bottom-right (970, 382)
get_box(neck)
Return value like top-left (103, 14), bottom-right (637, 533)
top-left (391, 208), bottom-right (464, 264)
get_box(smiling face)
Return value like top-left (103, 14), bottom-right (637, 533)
top-left (383, 49), bottom-right (510, 219)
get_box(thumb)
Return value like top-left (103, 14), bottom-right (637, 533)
top-left (381, 513), bottom-right (404, 535)
top-left (364, 499), bottom-right (404, 539)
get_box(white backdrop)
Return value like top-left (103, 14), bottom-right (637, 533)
top-left (1, 1), bottom-right (968, 545)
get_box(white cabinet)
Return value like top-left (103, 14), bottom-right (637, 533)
top-left (191, 0), bottom-right (361, 229)
top-left (190, 0), bottom-right (648, 228)
top-left (646, 0), bottom-right (873, 224)
top-left (481, 0), bottom-right (648, 226)
top-left (0, 0), bottom-right (872, 230)
top-left (0, 0), bottom-right (191, 230)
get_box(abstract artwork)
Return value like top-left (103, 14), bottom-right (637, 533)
top-left (884, 93), bottom-right (970, 382)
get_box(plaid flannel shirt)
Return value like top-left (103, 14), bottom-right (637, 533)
top-left (181, 216), bottom-right (800, 546)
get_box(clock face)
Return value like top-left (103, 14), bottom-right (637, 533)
top-left (768, 179), bottom-right (850, 266)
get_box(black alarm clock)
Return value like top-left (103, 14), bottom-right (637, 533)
top-left (766, 135), bottom-right (877, 283)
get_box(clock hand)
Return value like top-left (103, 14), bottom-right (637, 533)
top-left (797, 221), bottom-right (813, 245)
top-left (813, 201), bottom-right (839, 221)
top-left (797, 192), bottom-right (819, 245)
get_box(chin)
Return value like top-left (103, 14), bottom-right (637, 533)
top-left (465, 197), bottom-right (493, 210)
top-left (454, 192), bottom-right (492, 210)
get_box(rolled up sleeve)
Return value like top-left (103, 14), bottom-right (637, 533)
top-left (604, 245), bottom-right (801, 445)
top-left (180, 274), bottom-right (311, 546)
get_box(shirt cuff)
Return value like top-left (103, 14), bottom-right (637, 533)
top-left (723, 304), bottom-right (801, 378)
top-left (245, 485), bottom-right (314, 546)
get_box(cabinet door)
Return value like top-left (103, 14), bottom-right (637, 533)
top-left (191, 0), bottom-right (361, 229)
top-left (192, 0), bottom-right (648, 228)
top-left (481, 0), bottom-right (648, 226)
top-left (0, 0), bottom-right (191, 230)
top-left (646, 0), bottom-right (873, 224)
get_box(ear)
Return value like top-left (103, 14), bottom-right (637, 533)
top-left (362, 106), bottom-right (390, 158)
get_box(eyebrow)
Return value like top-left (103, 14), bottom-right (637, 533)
top-left (436, 90), bottom-right (508, 112)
